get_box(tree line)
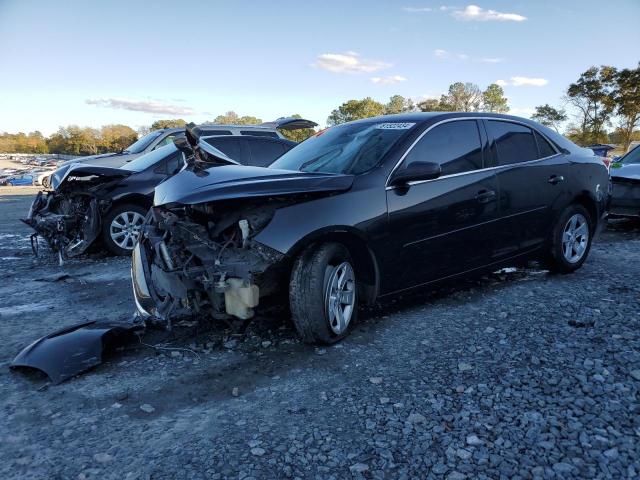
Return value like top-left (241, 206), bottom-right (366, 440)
top-left (1, 62), bottom-right (637, 155)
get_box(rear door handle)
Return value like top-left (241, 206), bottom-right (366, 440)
top-left (475, 189), bottom-right (496, 203)
top-left (548, 175), bottom-right (565, 185)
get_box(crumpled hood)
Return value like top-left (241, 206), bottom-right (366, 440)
top-left (154, 165), bottom-right (354, 206)
top-left (50, 163), bottom-right (133, 190)
top-left (611, 163), bottom-right (640, 182)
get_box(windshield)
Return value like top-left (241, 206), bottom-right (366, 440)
top-left (122, 144), bottom-right (177, 172)
top-left (269, 121), bottom-right (415, 175)
top-left (124, 130), bottom-right (164, 154)
top-left (621, 145), bottom-right (640, 164)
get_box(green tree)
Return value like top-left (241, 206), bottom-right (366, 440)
top-left (439, 82), bottom-right (483, 111)
top-left (611, 63), bottom-right (640, 151)
top-left (482, 84), bottom-right (509, 113)
top-left (211, 111), bottom-right (262, 125)
top-left (99, 124), bottom-right (138, 152)
top-left (566, 65), bottom-right (616, 145)
top-left (417, 98), bottom-right (447, 112)
top-left (327, 97), bottom-right (386, 126)
top-left (46, 126), bottom-right (99, 155)
top-left (384, 95), bottom-right (414, 115)
top-left (531, 104), bottom-right (567, 132)
top-left (151, 119), bottom-right (186, 130)
top-left (279, 114), bottom-right (316, 142)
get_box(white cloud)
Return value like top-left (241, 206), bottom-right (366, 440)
top-left (434, 49), bottom-right (450, 59)
top-left (452, 5), bottom-right (526, 22)
top-left (511, 76), bottom-right (548, 86)
top-left (85, 98), bottom-right (196, 115)
top-left (456, 53), bottom-right (469, 60)
top-left (402, 6), bottom-right (432, 12)
top-left (312, 52), bottom-right (391, 74)
top-left (496, 76), bottom-right (548, 87)
top-left (371, 75), bottom-right (408, 85)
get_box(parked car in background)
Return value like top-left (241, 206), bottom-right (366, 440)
top-left (55, 117), bottom-right (316, 171)
top-left (24, 132), bottom-right (298, 258)
top-left (131, 113), bottom-right (610, 344)
top-left (610, 144), bottom-right (640, 219)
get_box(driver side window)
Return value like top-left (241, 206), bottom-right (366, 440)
top-left (402, 120), bottom-right (483, 176)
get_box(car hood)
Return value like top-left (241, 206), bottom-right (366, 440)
top-left (611, 163), bottom-right (640, 182)
top-left (60, 152), bottom-right (120, 167)
top-left (50, 163), bottom-right (133, 190)
top-left (154, 165), bottom-right (354, 206)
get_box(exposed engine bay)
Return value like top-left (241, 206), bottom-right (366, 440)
top-left (133, 199), bottom-right (288, 328)
top-left (22, 166), bottom-right (129, 262)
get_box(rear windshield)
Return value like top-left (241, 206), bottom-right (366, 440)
top-left (124, 130), bottom-right (164, 154)
top-left (269, 121), bottom-right (415, 175)
top-left (122, 144), bottom-right (178, 172)
top-left (621, 145), bottom-right (640, 164)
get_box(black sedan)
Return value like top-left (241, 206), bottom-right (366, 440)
top-left (610, 145), bottom-right (640, 219)
top-left (23, 134), bottom-right (297, 258)
top-left (131, 113), bottom-right (610, 343)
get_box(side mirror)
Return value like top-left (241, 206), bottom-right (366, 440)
top-left (390, 161), bottom-right (441, 186)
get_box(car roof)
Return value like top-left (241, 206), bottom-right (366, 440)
top-left (347, 111), bottom-right (543, 125)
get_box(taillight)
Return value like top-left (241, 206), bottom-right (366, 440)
top-left (601, 158), bottom-right (611, 171)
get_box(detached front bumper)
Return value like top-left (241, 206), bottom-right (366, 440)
top-left (130, 209), bottom-right (285, 326)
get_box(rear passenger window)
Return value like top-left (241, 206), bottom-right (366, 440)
top-left (241, 131), bottom-right (279, 138)
top-left (204, 137), bottom-right (242, 162)
top-left (487, 121), bottom-right (538, 165)
top-left (199, 130), bottom-right (232, 136)
top-left (247, 139), bottom-right (286, 167)
top-left (402, 120), bottom-right (483, 176)
top-left (534, 131), bottom-right (556, 158)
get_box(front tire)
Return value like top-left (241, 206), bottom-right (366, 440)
top-left (102, 203), bottom-right (148, 256)
top-left (546, 204), bottom-right (593, 274)
top-left (289, 243), bottom-right (357, 344)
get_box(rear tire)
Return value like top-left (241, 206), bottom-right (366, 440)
top-left (102, 203), bottom-right (148, 256)
top-left (545, 204), bottom-right (593, 274)
top-left (289, 243), bottom-right (357, 344)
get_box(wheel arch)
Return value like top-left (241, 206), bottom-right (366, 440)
top-left (286, 227), bottom-right (380, 305)
top-left (107, 193), bottom-right (153, 214)
top-left (571, 191), bottom-right (599, 230)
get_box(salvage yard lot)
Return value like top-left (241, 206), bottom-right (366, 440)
top-left (1, 186), bottom-right (639, 479)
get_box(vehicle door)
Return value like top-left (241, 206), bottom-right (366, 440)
top-left (483, 120), bottom-right (568, 258)
top-left (384, 119), bottom-right (499, 293)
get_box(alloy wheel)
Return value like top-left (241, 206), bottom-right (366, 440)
top-left (110, 211), bottom-right (145, 250)
top-left (325, 261), bottom-right (356, 335)
top-left (562, 213), bottom-right (589, 263)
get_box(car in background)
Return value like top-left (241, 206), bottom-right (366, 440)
top-left (610, 144), bottom-right (640, 219)
top-left (23, 132), bottom-right (297, 258)
top-left (131, 112), bottom-right (609, 344)
top-left (55, 117), bottom-right (317, 171)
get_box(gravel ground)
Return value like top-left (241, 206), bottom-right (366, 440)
top-left (1, 187), bottom-right (639, 479)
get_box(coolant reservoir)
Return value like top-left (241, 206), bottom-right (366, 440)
top-left (224, 278), bottom-right (259, 319)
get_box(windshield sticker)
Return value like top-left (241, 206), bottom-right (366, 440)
top-left (374, 122), bottom-right (415, 130)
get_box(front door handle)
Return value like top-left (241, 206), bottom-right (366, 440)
top-left (475, 189), bottom-right (496, 203)
top-left (548, 175), bottom-right (565, 185)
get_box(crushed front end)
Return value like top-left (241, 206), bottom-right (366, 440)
top-left (23, 189), bottom-right (101, 261)
top-left (22, 165), bottom-right (131, 261)
top-left (131, 201), bottom-right (286, 327)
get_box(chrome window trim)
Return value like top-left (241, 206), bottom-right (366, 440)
top-left (385, 116), bottom-right (561, 189)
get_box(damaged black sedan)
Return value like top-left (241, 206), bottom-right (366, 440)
top-left (132, 113), bottom-right (610, 344)
top-left (23, 133), bottom-right (298, 259)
